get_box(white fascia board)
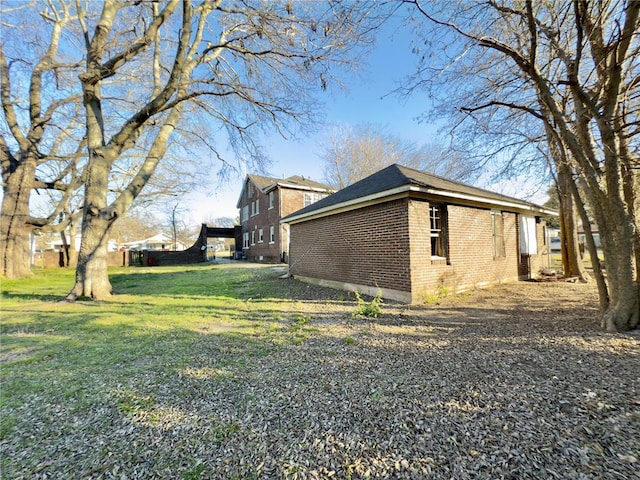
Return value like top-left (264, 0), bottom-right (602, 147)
top-left (283, 184), bottom-right (557, 224)
top-left (275, 183), bottom-right (335, 193)
top-left (411, 186), bottom-right (559, 216)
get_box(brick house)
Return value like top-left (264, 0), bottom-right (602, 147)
top-left (237, 174), bottom-right (335, 262)
top-left (282, 164), bottom-right (556, 302)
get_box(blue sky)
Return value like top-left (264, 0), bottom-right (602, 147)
top-left (184, 17), bottom-right (438, 223)
top-left (182, 13), bottom-right (549, 225)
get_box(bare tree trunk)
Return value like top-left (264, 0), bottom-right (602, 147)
top-left (67, 150), bottom-right (115, 300)
top-left (589, 193), bottom-right (639, 332)
top-left (0, 159), bottom-right (35, 278)
top-left (543, 123), bottom-right (588, 281)
top-left (620, 144), bottom-right (640, 304)
top-left (59, 213), bottom-right (70, 267)
top-left (571, 178), bottom-right (609, 310)
top-left (60, 231), bottom-right (69, 267)
top-left (556, 164), bottom-right (588, 281)
top-left (67, 214), bottom-right (113, 300)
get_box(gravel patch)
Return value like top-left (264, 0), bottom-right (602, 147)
top-left (2, 279), bottom-right (639, 479)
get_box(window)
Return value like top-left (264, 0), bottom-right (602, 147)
top-left (243, 232), bottom-right (249, 249)
top-left (255, 199), bottom-right (259, 215)
top-left (429, 204), bottom-right (447, 258)
top-left (242, 205), bottom-right (249, 223)
top-left (269, 225), bottom-right (275, 243)
top-left (258, 228), bottom-right (264, 243)
top-left (268, 191), bottom-right (274, 209)
top-left (492, 211), bottom-right (505, 258)
top-left (304, 192), bottom-right (327, 207)
top-left (251, 201), bottom-right (255, 216)
top-left (250, 230), bottom-right (255, 245)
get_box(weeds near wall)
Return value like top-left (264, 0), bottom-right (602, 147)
top-left (421, 285), bottom-right (450, 304)
top-left (353, 291), bottom-right (383, 318)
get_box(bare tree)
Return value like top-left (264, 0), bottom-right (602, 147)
top-left (0, 2), bottom-right (87, 278)
top-left (0, 2), bottom-right (212, 279)
top-left (109, 208), bottom-right (161, 246)
top-left (2, 0), bottom-right (386, 300)
top-left (203, 216), bottom-right (237, 228)
top-left (544, 123), bottom-right (594, 284)
top-left (163, 201), bottom-right (198, 250)
top-left (404, 0), bottom-right (639, 331)
top-left (320, 122), bottom-right (478, 188)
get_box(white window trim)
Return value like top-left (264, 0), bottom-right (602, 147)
top-left (429, 204), bottom-right (446, 259)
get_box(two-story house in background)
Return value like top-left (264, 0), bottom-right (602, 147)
top-left (236, 174), bottom-right (335, 262)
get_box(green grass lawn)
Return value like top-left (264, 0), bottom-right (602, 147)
top-left (1, 263), bottom-right (337, 477)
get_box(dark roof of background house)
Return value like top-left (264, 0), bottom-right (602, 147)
top-left (282, 164), bottom-right (553, 221)
top-left (247, 174), bottom-right (277, 191)
top-left (246, 174), bottom-right (334, 193)
top-left (238, 174), bottom-right (335, 208)
top-left (269, 175), bottom-right (335, 192)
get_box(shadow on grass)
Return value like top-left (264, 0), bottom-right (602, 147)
top-left (0, 291), bottom-right (69, 303)
top-left (108, 263), bottom-right (349, 302)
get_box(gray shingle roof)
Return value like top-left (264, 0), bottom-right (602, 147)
top-left (247, 174), bottom-right (334, 193)
top-left (237, 173), bottom-right (335, 208)
top-left (268, 175), bottom-right (335, 193)
top-left (246, 174), bottom-right (277, 191)
top-left (282, 164), bottom-right (555, 222)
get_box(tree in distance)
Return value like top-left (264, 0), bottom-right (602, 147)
top-left (319, 122), bottom-right (479, 189)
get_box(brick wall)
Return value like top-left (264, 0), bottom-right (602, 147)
top-left (33, 250), bottom-right (132, 269)
top-left (145, 225), bottom-right (208, 266)
top-left (280, 188), bottom-right (306, 217)
top-left (289, 199), bottom-right (412, 297)
top-left (243, 187), bottom-right (282, 262)
top-left (240, 184), bottom-right (282, 263)
top-left (241, 185), bottom-right (331, 263)
top-left (278, 189), bottom-right (327, 262)
top-left (289, 197), bottom-right (548, 303)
